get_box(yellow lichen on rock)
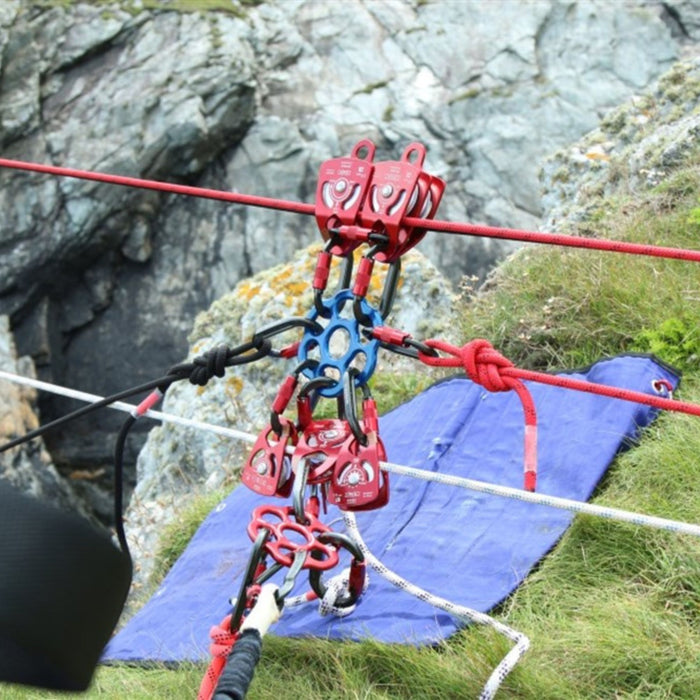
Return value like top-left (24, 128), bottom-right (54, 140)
top-left (226, 375), bottom-right (244, 396)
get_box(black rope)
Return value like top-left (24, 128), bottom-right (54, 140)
top-left (186, 344), bottom-right (230, 386)
top-left (166, 339), bottom-right (271, 386)
top-left (0, 340), bottom-right (274, 455)
top-left (0, 375), bottom-right (176, 454)
top-left (0, 338), bottom-right (276, 562)
top-left (113, 414), bottom-right (136, 559)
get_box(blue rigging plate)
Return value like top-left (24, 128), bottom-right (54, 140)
top-left (297, 290), bottom-right (382, 397)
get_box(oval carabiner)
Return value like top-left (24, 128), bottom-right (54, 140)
top-left (308, 531), bottom-right (366, 609)
top-left (314, 238), bottom-right (354, 317)
top-left (292, 455), bottom-right (310, 525)
top-left (229, 528), bottom-right (270, 633)
top-left (379, 257), bottom-right (401, 320)
top-left (343, 369), bottom-right (371, 446)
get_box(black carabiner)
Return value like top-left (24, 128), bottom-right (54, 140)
top-left (379, 257), bottom-right (401, 320)
top-left (274, 549), bottom-right (307, 606)
top-left (343, 369), bottom-right (371, 446)
top-left (229, 529), bottom-right (270, 633)
top-left (297, 375), bottom-right (338, 400)
top-left (352, 244), bottom-right (384, 327)
top-left (308, 531), bottom-right (365, 608)
top-left (360, 329), bottom-right (439, 360)
top-left (314, 238), bottom-right (354, 317)
top-left (252, 317), bottom-right (324, 350)
top-left (292, 458), bottom-right (310, 525)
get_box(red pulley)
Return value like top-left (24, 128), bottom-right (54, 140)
top-left (241, 419), bottom-right (297, 497)
top-left (359, 142), bottom-right (445, 262)
top-left (315, 139), bottom-right (376, 255)
top-left (328, 432), bottom-right (389, 511)
top-left (292, 417), bottom-right (353, 485)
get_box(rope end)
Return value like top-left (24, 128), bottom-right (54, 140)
top-left (524, 471), bottom-right (537, 492)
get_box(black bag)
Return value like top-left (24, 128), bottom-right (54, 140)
top-left (0, 482), bottom-right (132, 691)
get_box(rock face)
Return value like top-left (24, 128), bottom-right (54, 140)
top-left (0, 315), bottom-right (89, 516)
top-left (126, 243), bottom-right (456, 585)
top-left (0, 0), bottom-right (697, 517)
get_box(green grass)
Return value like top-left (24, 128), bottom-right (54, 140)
top-left (148, 487), bottom-right (229, 587)
top-left (460, 164), bottom-right (700, 373)
top-left (6, 161), bottom-right (700, 698)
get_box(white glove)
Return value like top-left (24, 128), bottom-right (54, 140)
top-left (239, 584), bottom-right (281, 636)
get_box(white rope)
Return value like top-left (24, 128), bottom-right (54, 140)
top-left (379, 460), bottom-right (700, 537)
top-left (342, 511), bottom-right (529, 700)
top-left (2, 369), bottom-right (700, 536)
top-left (2, 368), bottom-right (699, 537)
top-left (0, 369), bottom-right (255, 445)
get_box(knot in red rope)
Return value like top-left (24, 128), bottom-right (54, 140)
top-left (420, 338), bottom-right (517, 392)
top-left (209, 614), bottom-right (239, 658)
top-left (419, 336), bottom-right (538, 492)
top-left (198, 614), bottom-right (241, 700)
top-left (461, 339), bottom-right (515, 393)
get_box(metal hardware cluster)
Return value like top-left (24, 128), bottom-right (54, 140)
top-left (226, 139), bottom-right (445, 639)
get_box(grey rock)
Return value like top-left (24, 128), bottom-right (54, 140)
top-left (1, 5), bottom-right (256, 482)
top-left (654, 0), bottom-right (700, 41)
top-left (0, 315), bottom-right (89, 517)
top-left (540, 57), bottom-right (700, 230)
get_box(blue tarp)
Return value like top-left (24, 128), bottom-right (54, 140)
top-left (105, 355), bottom-right (678, 663)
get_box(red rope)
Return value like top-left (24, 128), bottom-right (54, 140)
top-left (404, 216), bottom-right (700, 263)
top-left (423, 339), bottom-right (539, 491)
top-left (418, 338), bottom-right (700, 418)
top-left (2, 157), bottom-right (700, 264)
top-left (0, 158), bottom-right (315, 216)
top-left (418, 338), bottom-right (700, 492)
top-left (197, 614), bottom-right (239, 700)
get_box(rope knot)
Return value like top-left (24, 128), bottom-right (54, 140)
top-left (190, 344), bottom-right (229, 386)
top-left (208, 614), bottom-right (238, 658)
top-left (461, 339), bottom-right (514, 393)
